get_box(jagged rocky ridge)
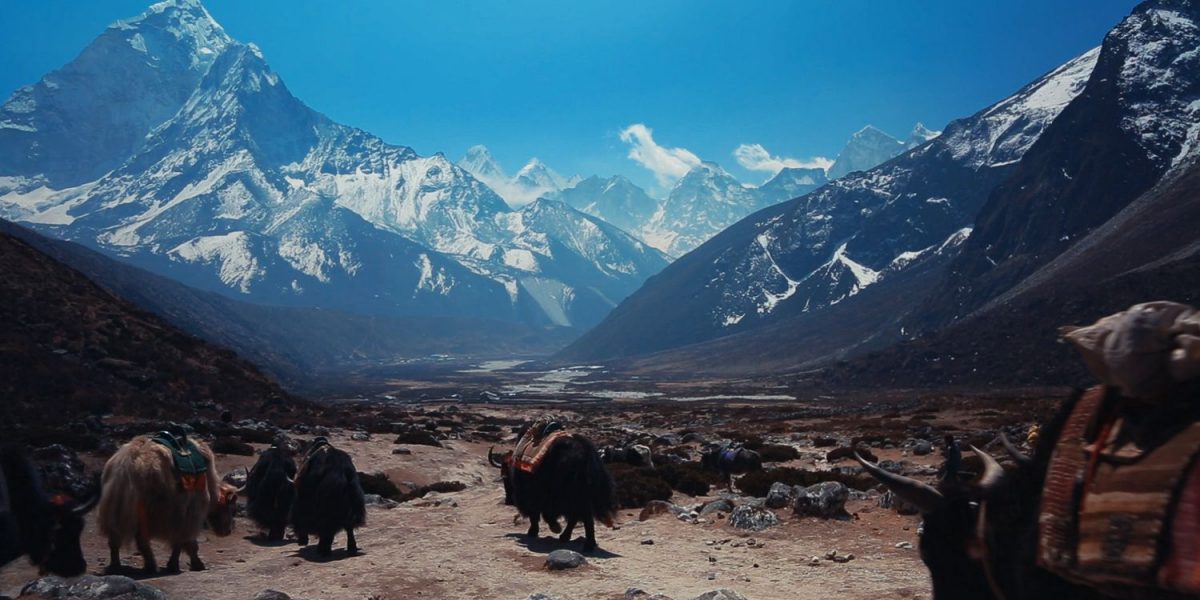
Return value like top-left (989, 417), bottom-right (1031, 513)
top-left (0, 0), bottom-right (666, 330)
top-left (560, 43), bottom-right (1103, 363)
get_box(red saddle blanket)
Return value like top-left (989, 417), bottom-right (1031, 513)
top-left (513, 430), bottom-right (570, 474)
top-left (1039, 386), bottom-right (1200, 594)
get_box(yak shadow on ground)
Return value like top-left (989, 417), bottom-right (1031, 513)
top-left (291, 545), bottom-right (363, 563)
top-left (244, 534), bottom-right (294, 548)
top-left (503, 533), bottom-right (622, 558)
top-left (99, 564), bottom-right (186, 581)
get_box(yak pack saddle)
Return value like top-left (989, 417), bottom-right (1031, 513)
top-left (1038, 386), bottom-right (1200, 595)
top-left (512, 420), bottom-right (569, 474)
top-left (150, 431), bottom-right (209, 493)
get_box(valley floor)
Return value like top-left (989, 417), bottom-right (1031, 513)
top-left (1, 392), bottom-right (1065, 600)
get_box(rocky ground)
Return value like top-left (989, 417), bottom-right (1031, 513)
top-left (0, 391), bottom-right (1063, 600)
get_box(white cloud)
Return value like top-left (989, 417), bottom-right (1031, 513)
top-left (618, 124), bottom-right (702, 187)
top-left (734, 143), bottom-right (832, 174)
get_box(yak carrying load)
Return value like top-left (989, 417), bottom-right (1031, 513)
top-left (857, 301), bottom-right (1200, 599)
top-left (488, 418), bottom-right (617, 552)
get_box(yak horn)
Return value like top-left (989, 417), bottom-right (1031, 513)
top-left (998, 433), bottom-right (1032, 466)
top-left (970, 446), bottom-right (1005, 491)
top-left (855, 452), bottom-right (943, 513)
top-left (72, 490), bottom-right (100, 515)
top-left (487, 446), bottom-right (504, 468)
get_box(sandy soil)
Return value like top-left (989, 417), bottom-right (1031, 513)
top-left (5, 392), bottom-right (1061, 600)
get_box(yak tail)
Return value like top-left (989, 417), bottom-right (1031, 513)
top-left (580, 437), bottom-right (618, 528)
top-left (97, 455), bottom-right (139, 544)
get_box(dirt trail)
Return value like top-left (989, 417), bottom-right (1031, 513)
top-left (2, 431), bottom-right (931, 600)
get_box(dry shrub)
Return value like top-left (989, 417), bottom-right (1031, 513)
top-left (758, 444), bottom-right (800, 462)
top-left (737, 467), bottom-right (874, 497)
top-left (358, 471), bottom-right (402, 500)
top-left (394, 431), bottom-right (442, 447)
top-left (656, 462), bottom-right (719, 497)
top-left (608, 464), bottom-right (672, 508)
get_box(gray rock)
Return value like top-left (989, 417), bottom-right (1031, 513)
top-left (690, 590), bottom-right (748, 600)
top-left (764, 481), bottom-right (794, 509)
top-left (363, 494), bottom-right (398, 509)
top-left (545, 549), bottom-right (587, 570)
top-left (21, 575), bottom-right (166, 600)
top-left (392, 447), bottom-right (412, 455)
top-left (913, 440), bottom-right (933, 456)
top-left (878, 490), bottom-right (920, 515)
top-left (625, 588), bottom-right (675, 600)
top-left (527, 595), bottom-right (566, 600)
top-left (699, 498), bottom-right (734, 516)
top-left (727, 505), bottom-right (780, 531)
top-left (252, 592), bottom-right (292, 600)
top-left (350, 432), bottom-right (370, 441)
top-left (792, 481), bottom-right (849, 518)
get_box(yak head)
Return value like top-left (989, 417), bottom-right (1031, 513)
top-left (487, 447), bottom-right (515, 505)
top-left (34, 490), bottom-right (99, 577)
top-left (208, 483), bottom-right (239, 537)
top-left (857, 446), bottom-right (1008, 600)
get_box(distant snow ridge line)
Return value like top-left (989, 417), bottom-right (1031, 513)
top-left (557, 44), bottom-right (1100, 363)
top-left (0, 0), bottom-right (666, 329)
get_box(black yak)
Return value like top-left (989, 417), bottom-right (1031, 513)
top-left (701, 444), bottom-right (762, 490)
top-left (856, 392), bottom-right (1200, 599)
top-left (488, 430), bottom-right (617, 552)
top-left (243, 445), bottom-right (297, 541)
top-left (0, 446), bottom-right (98, 576)
top-left (291, 438), bottom-right (365, 557)
top-left (98, 434), bottom-right (238, 574)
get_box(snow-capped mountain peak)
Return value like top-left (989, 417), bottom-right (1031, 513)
top-left (0, 0), bottom-right (667, 332)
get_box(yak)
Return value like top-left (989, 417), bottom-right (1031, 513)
top-left (856, 387), bottom-right (1200, 600)
top-left (0, 446), bottom-right (98, 576)
top-left (98, 434), bottom-right (238, 574)
top-left (291, 437), bottom-right (365, 557)
top-left (488, 431), bottom-right (617, 552)
top-left (701, 444), bottom-right (762, 490)
top-left (243, 445), bottom-right (297, 541)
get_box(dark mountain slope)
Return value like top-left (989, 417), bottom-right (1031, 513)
top-left (0, 227), bottom-right (300, 428)
top-left (1, 220), bottom-right (575, 392)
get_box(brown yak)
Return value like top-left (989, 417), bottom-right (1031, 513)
top-left (97, 434), bottom-right (238, 574)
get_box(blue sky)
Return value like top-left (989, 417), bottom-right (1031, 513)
top-left (0, 1), bottom-right (1136, 193)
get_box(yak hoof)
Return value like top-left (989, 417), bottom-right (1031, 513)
top-left (189, 559), bottom-right (206, 572)
top-left (164, 561), bottom-right (180, 574)
top-left (297, 535), bottom-right (309, 547)
top-left (582, 541), bottom-right (597, 553)
top-left (558, 531), bottom-right (572, 543)
top-left (103, 564), bottom-right (123, 576)
top-left (142, 565), bottom-right (158, 576)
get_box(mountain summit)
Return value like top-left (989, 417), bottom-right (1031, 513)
top-left (0, 0), bottom-right (666, 330)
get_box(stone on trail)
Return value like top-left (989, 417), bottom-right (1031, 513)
top-left (727, 505), bottom-right (780, 531)
top-left (21, 575), bottom-right (165, 600)
top-left (690, 590), bottom-right (749, 600)
top-left (545, 549), bottom-right (587, 570)
top-left (764, 481), bottom-right (794, 509)
top-left (625, 588), bottom-right (676, 600)
top-left (252, 592), bottom-right (292, 600)
top-left (527, 594), bottom-right (567, 600)
top-left (791, 481), bottom-right (849, 518)
top-left (913, 440), bottom-right (933, 455)
top-left (699, 498), bottom-right (734, 516)
top-left (638, 499), bottom-right (682, 521)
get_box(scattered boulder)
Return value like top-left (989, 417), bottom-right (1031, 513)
top-left (878, 490), bottom-right (921, 515)
top-left (363, 494), bottom-right (399, 509)
top-left (625, 588), bottom-right (675, 600)
top-left (792, 482), bottom-right (849, 519)
top-left (392, 448), bottom-right (412, 455)
top-left (638, 500), bottom-right (681, 521)
top-left (690, 590), bottom-right (748, 600)
top-left (30, 444), bottom-right (92, 498)
top-left (545, 549), bottom-right (586, 570)
top-left (764, 481), bottom-right (794, 509)
top-left (252, 592), bottom-right (292, 600)
top-left (21, 575), bottom-right (165, 600)
top-left (350, 432), bottom-right (370, 442)
top-left (913, 440), bottom-right (933, 456)
top-left (698, 498), bottom-right (734, 516)
top-left (728, 505), bottom-right (780, 531)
